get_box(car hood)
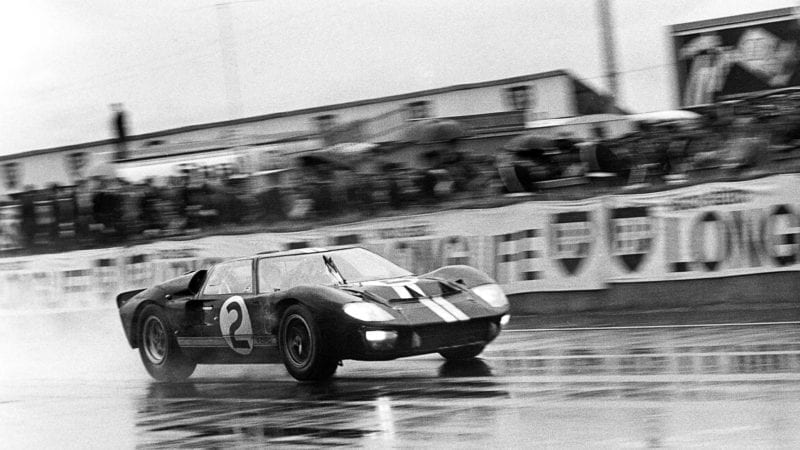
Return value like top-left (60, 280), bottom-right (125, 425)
top-left (343, 276), bottom-right (460, 301)
top-left (339, 276), bottom-right (497, 324)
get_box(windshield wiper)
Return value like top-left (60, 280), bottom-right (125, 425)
top-left (323, 255), bottom-right (347, 285)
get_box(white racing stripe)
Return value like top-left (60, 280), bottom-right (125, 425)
top-left (432, 296), bottom-right (470, 321)
top-left (374, 279), bottom-right (470, 323)
top-left (405, 283), bottom-right (426, 297)
top-left (391, 285), bottom-right (413, 299)
top-left (419, 298), bottom-right (458, 322)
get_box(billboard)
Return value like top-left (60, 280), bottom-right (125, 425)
top-left (672, 8), bottom-right (800, 107)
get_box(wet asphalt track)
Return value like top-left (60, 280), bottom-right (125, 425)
top-left (2, 309), bottom-right (800, 448)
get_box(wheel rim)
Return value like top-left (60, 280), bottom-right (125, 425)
top-left (284, 314), bottom-right (313, 368)
top-left (143, 316), bottom-right (167, 364)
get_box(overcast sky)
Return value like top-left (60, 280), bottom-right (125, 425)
top-left (1, 0), bottom-right (798, 157)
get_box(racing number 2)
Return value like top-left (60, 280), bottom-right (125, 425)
top-left (220, 296), bottom-right (254, 355)
top-left (226, 303), bottom-right (250, 349)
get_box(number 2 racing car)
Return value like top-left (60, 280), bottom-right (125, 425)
top-left (116, 246), bottom-right (511, 381)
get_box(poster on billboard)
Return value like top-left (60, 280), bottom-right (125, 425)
top-left (672, 8), bottom-right (800, 107)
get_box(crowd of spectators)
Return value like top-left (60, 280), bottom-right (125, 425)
top-left (2, 92), bottom-right (799, 254)
top-left (0, 150), bottom-right (501, 253)
top-left (503, 91), bottom-right (800, 189)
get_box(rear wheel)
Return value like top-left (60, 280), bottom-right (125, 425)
top-left (138, 305), bottom-right (196, 382)
top-left (439, 343), bottom-right (485, 361)
top-left (279, 304), bottom-right (338, 381)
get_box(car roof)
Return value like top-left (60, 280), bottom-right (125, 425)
top-left (223, 245), bottom-right (360, 264)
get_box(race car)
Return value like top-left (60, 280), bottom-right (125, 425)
top-left (116, 246), bottom-right (511, 382)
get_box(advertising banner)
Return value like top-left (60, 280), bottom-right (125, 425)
top-left (672, 9), bottom-right (800, 107)
top-left (606, 175), bottom-right (799, 282)
top-left (486, 201), bottom-right (608, 294)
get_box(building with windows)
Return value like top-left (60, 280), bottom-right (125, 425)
top-left (0, 69), bottom-right (612, 196)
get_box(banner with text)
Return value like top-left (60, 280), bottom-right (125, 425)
top-left (605, 174), bottom-right (799, 282)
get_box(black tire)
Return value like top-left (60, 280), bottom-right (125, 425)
top-left (138, 305), bottom-right (196, 382)
top-left (439, 344), bottom-right (485, 361)
top-left (278, 304), bottom-right (338, 381)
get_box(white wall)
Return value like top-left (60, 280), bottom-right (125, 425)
top-left (129, 73), bottom-right (575, 148)
top-left (0, 144), bottom-right (114, 196)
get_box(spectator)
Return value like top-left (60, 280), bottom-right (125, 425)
top-left (19, 186), bottom-right (37, 250)
top-left (110, 103), bottom-right (129, 160)
top-left (355, 176), bottom-right (376, 214)
top-left (256, 186), bottom-right (287, 222)
top-left (52, 183), bottom-right (79, 248)
top-left (92, 178), bottom-right (119, 243)
top-left (417, 168), bottom-right (438, 203)
top-left (387, 170), bottom-right (403, 209)
top-left (74, 178), bottom-right (95, 245)
top-left (116, 178), bottom-right (139, 239)
top-left (593, 140), bottom-right (632, 179)
top-left (725, 117), bottom-right (769, 171)
top-left (139, 178), bottom-right (163, 233)
top-left (444, 152), bottom-right (475, 193)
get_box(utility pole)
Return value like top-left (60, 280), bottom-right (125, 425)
top-left (597, 0), bottom-right (620, 110)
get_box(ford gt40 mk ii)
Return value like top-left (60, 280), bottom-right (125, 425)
top-left (117, 246), bottom-right (511, 381)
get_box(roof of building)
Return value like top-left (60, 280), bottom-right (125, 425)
top-left (1, 69), bottom-right (572, 163)
top-left (671, 7), bottom-right (796, 34)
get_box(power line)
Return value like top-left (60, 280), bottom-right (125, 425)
top-left (577, 62), bottom-right (676, 83)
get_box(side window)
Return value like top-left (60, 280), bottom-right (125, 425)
top-left (203, 260), bottom-right (253, 295)
top-left (257, 259), bottom-right (284, 293)
top-left (314, 114), bottom-right (337, 134)
top-left (64, 152), bottom-right (88, 182)
top-left (505, 85), bottom-right (531, 111)
top-left (407, 100), bottom-right (431, 120)
top-left (2, 162), bottom-right (21, 190)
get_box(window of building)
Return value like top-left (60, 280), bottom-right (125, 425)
top-left (407, 100), bottom-right (432, 120)
top-left (506, 85), bottom-right (532, 111)
top-left (314, 114), bottom-right (338, 134)
top-left (65, 152), bottom-right (88, 181)
top-left (2, 162), bottom-right (20, 190)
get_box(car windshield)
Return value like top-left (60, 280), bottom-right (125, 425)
top-left (258, 248), bottom-right (411, 292)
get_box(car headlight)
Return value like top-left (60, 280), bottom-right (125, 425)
top-left (472, 284), bottom-right (509, 308)
top-left (343, 302), bottom-right (395, 322)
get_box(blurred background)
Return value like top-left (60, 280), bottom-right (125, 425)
top-left (1, 1), bottom-right (800, 255)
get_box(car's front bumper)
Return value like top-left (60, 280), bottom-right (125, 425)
top-left (341, 315), bottom-right (507, 361)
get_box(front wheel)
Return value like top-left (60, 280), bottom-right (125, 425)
top-left (439, 343), bottom-right (485, 361)
top-left (279, 304), bottom-right (338, 381)
top-left (138, 305), bottom-right (196, 382)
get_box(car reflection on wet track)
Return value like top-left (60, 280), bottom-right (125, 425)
top-left (132, 376), bottom-right (800, 448)
top-left (128, 324), bottom-right (800, 448)
top-left (135, 367), bottom-right (513, 448)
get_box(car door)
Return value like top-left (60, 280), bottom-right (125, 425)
top-left (195, 259), bottom-right (262, 357)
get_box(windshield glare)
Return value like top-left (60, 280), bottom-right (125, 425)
top-left (258, 248), bottom-right (411, 291)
